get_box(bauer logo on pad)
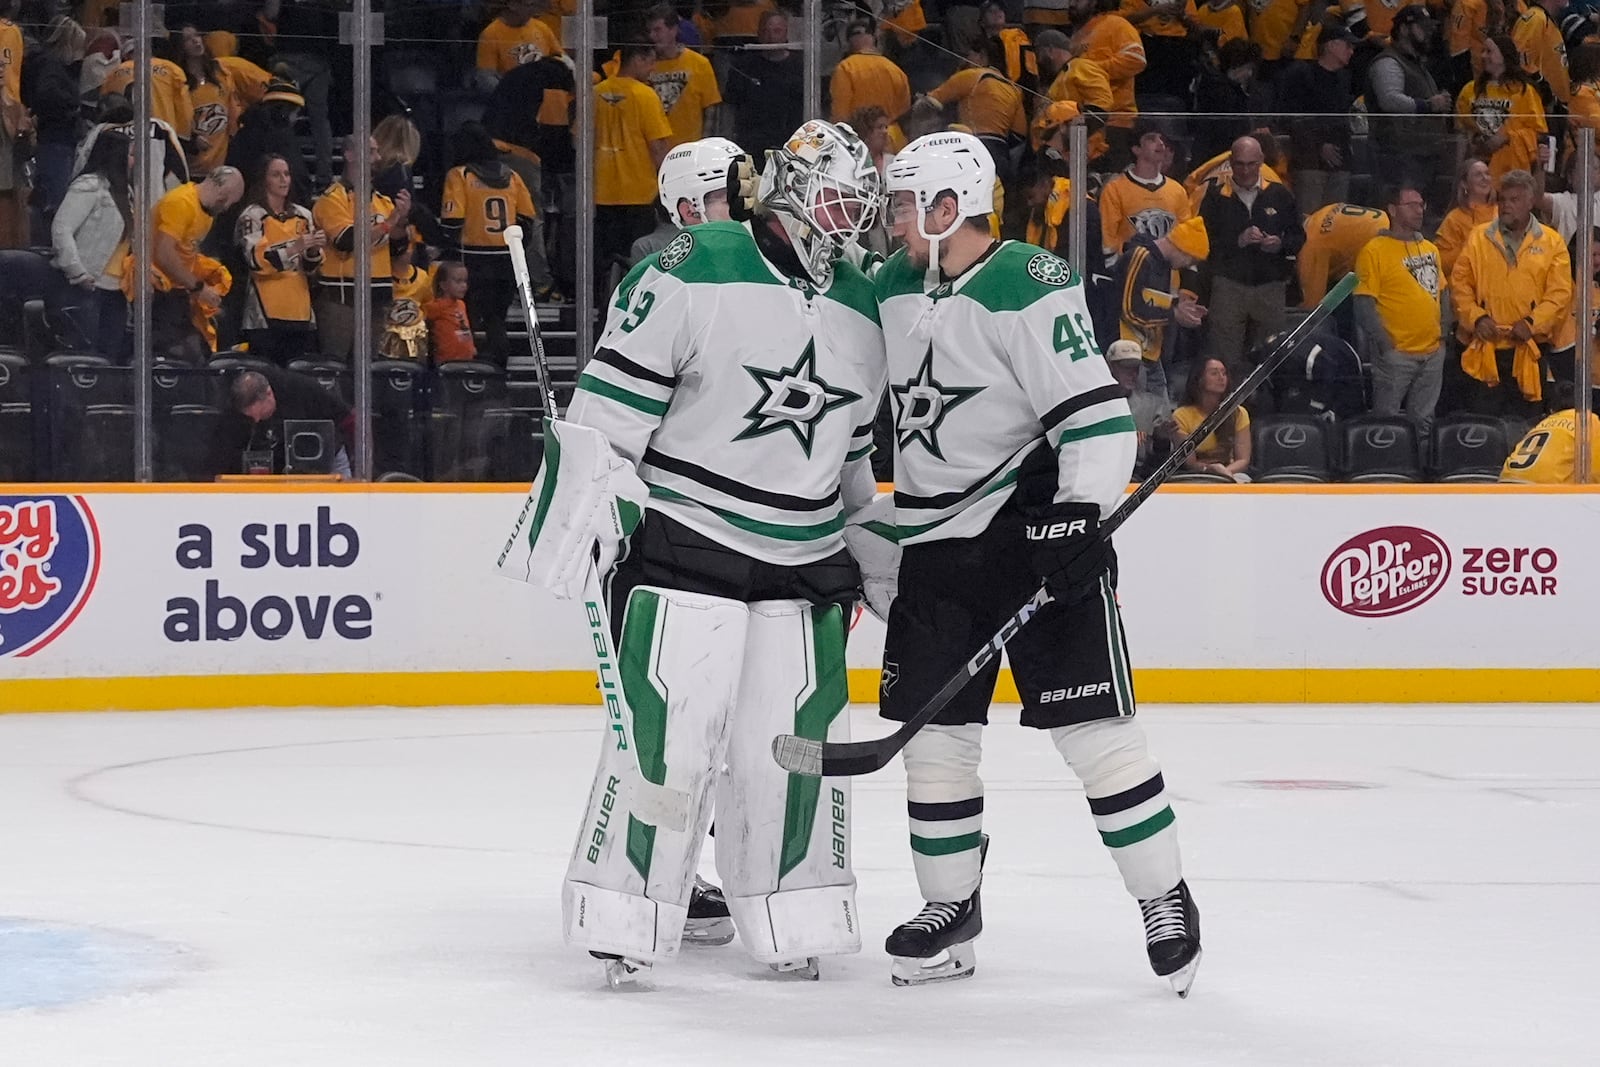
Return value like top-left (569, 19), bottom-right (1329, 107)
top-left (0, 495), bottom-right (102, 657)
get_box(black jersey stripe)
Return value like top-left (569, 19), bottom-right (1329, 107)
top-left (907, 797), bottom-right (984, 822)
top-left (894, 441), bottom-right (1038, 511)
top-left (643, 448), bottom-right (841, 512)
top-left (1040, 385), bottom-right (1128, 436)
top-left (1086, 772), bottom-right (1165, 816)
top-left (592, 347), bottom-right (678, 389)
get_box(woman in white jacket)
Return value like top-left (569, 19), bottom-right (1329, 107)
top-left (51, 130), bottom-right (134, 361)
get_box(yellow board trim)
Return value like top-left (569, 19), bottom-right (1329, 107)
top-left (1, 668), bottom-right (1594, 713)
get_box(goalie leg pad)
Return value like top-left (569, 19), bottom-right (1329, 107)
top-left (902, 723), bottom-right (986, 903)
top-left (563, 585), bottom-right (748, 962)
top-left (716, 599), bottom-right (861, 962)
top-left (1052, 717), bottom-right (1182, 900)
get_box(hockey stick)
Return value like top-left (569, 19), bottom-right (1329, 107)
top-left (772, 271), bottom-right (1360, 778)
top-left (503, 224), bottom-right (691, 832)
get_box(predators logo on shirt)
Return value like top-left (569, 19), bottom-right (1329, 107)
top-left (193, 100), bottom-right (228, 138)
top-left (1404, 252), bottom-right (1441, 297)
top-left (651, 70), bottom-right (690, 114)
top-left (1129, 207), bottom-right (1176, 241)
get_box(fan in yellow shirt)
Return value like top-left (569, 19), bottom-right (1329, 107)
top-left (1299, 202), bottom-right (1388, 307)
top-left (600, 7), bottom-right (722, 148)
top-left (1455, 38), bottom-right (1546, 179)
top-left (477, 0), bottom-right (563, 77)
top-left (926, 46), bottom-right (1028, 140)
top-left (101, 47), bottom-right (196, 139)
top-left (1501, 402), bottom-right (1600, 482)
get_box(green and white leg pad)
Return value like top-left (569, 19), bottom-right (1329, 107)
top-left (562, 585), bottom-right (749, 965)
top-left (717, 600), bottom-right (861, 971)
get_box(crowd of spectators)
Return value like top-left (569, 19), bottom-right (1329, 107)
top-left (0, 0), bottom-right (1598, 483)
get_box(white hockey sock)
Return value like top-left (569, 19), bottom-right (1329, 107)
top-left (1051, 718), bottom-right (1182, 901)
top-left (903, 723), bottom-right (985, 902)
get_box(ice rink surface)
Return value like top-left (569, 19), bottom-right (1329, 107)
top-left (1, 703), bottom-right (1595, 1067)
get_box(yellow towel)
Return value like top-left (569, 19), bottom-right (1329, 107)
top-left (1461, 336), bottom-right (1543, 403)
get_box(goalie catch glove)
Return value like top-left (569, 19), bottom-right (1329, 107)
top-left (1016, 501), bottom-right (1111, 605)
top-left (494, 420), bottom-right (647, 599)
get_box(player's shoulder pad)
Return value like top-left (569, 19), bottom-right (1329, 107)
top-left (957, 241), bottom-right (1080, 314)
top-left (642, 221), bottom-right (767, 285)
top-left (824, 258), bottom-right (882, 325)
top-left (872, 246), bottom-right (923, 301)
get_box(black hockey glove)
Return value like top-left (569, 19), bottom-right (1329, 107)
top-left (1018, 501), bottom-right (1111, 604)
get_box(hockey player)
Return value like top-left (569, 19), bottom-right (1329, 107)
top-left (646, 133), bottom-right (746, 949)
top-left (498, 119), bottom-right (887, 986)
top-left (871, 131), bottom-right (1201, 994)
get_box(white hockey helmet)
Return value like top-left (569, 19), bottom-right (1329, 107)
top-left (884, 131), bottom-right (996, 242)
top-left (758, 118), bottom-right (883, 282)
top-left (658, 136), bottom-right (744, 227)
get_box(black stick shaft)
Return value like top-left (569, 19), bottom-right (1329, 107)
top-left (806, 272), bottom-right (1360, 778)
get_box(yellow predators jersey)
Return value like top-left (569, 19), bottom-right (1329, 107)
top-left (0, 18), bottom-right (22, 102)
top-left (1098, 171), bottom-right (1191, 256)
top-left (1194, 1), bottom-right (1247, 45)
top-left (928, 68), bottom-right (1028, 138)
top-left (190, 81), bottom-right (232, 175)
top-left (237, 203), bottom-right (318, 329)
top-left (101, 58), bottom-right (195, 138)
top-left (1299, 203), bottom-right (1388, 307)
top-left (1501, 410), bottom-right (1600, 483)
top-left (314, 182), bottom-right (398, 288)
top-left (441, 164), bottom-right (536, 256)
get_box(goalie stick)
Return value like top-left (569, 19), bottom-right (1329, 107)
top-left (771, 271), bottom-right (1360, 779)
top-left (502, 224), bottom-right (691, 832)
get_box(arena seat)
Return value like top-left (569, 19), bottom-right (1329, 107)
top-left (1341, 414), bottom-right (1422, 482)
top-left (1431, 414), bottom-right (1509, 482)
top-left (1250, 414), bottom-right (1334, 483)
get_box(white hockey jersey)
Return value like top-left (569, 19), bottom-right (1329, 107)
top-left (569, 221), bottom-right (887, 566)
top-left (874, 240), bottom-right (1136, 545)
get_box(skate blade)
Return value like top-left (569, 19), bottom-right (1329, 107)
top-left (683, 917), bottom-right (735, 947)
top-left (890, 942), bottom-right (976, 987)
top-left (601, 957), bottom-right (651, 989)
top-left (768, 956), bottom-right (820, 980)
top-left (1166, 948), bottom-right (1202, 999)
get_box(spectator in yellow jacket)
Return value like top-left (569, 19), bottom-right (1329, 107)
top-left (1450, 169), bottom-right (1572, 416)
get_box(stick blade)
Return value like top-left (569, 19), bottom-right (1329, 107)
top-left (771, 734), bottom-right (825, 777)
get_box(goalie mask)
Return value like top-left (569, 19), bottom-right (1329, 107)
top-left (757, 119), bottom-right (883, 283)
top-left (658, 136), bottom-right (744, 227)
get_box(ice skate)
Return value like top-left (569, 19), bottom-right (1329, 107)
top-left (590, 951), bottom-right (651, 989)
top-left (1138, 879), bottom-right (1201, 997)
top-left (886, 894), bottom-right (981, 986)
top-left (768, 956), bottom-right (821, 980)
top-left (683, 875), bottom-right (734, 947)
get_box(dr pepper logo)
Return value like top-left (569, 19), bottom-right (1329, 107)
top-left (0, 496), bottom-right (101, 656)
top-left (1321, 525), bottom-right (1451, 617)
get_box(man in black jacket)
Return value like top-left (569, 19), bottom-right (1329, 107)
top-left (1276, 27), bottom-right (1356, 218)
top-left (1197, 134), bottom-right (1304, 376)
top-left (215, 368), bottom-right (354, 478)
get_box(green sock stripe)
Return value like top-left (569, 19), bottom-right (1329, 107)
top-left (1098, 806), bottom-right (1175, 849)
top-left (911, 831), bottom-right (984, 857)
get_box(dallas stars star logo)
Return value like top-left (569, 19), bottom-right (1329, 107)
top-left (735, 340), bottom-right (861, 457)
top-left (892, 345), bottom-right (982, 460)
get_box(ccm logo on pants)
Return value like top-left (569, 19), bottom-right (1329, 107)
top-left (1040, 682), bottom-right (1111, 703)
